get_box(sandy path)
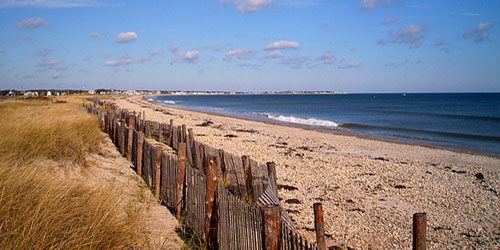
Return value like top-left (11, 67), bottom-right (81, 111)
top-left (113, 95), bottom-right (499, 249)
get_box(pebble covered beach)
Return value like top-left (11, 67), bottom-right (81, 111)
top-left (113, 95), bottom-right (500, 249)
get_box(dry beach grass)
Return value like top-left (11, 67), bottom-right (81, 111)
top-left (0, 96), bottom-right (183, 249)
top-left (115, 95), bottom-right (500, 249)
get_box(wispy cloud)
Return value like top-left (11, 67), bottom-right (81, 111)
top-left (220, 0), bottom-right (276, 13)
top-left (376, 38), bottom-right (386, 46)
top-left (264, 51), bottom-right (284, 59)
top-left (451, 12), bottom-right (481, 17)
top-left (0, 0), bottom-right (121, 8)
top-left (223, 48), bottom-right (257, 61)
top-left (317, 52), bottom-right (336, 64)
top-left (360, 0), bottom-right (395, 9)
top-left (116, 32), bottom-right (138, 43)
top-left (150, 50), bottom-right (160, 56)
top-left (195, 44), bottom-right (229, 52)
top-left (433, 38), bottom-right (447, 46)
top-left (52, 72), bottom-right (63, 79)
top-left (390, 24), bottom-right (426, 48)
top-left (106, 55), bottom-right (150, 66)
top-left (106, 58), bottom-right (133, 66)
top-left (383, 17), bottom-right (398, 24)
top-left (279, 55), bottom-right (310, 69)
top-left (462, 22), bottom-right (494, 43)
top-left (338, 61), bottom-right (360, 69)
top-left (264, 40), bottom-right (300, 50)
top-left (35, 47), bottom-right (53, 57)
top-left (16, 17), bottom-right (48, 29)
top-left (37, 59), bottom-right (62, 67)
top-left (89, 32), bottom-right (101, 40)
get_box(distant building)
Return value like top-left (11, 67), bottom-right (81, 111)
top-left (88, 90), bottom-right (96, 95)
top-left (24, 91), bottom-right (39, 97)
top-left (46, 91), bottom-right (52, 96)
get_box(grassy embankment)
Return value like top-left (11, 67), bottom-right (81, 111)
top-left (0, 96), bottom-right (148, 249)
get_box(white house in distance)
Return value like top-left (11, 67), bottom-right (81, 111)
top-left (47, 91), bottom-right (52, 96)
top-left (88, 90), bottom-right (96, 95)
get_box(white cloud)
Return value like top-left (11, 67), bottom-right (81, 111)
top-left (89, 32), bottom-right (101, 40)
top-left (223, 48), bottom-right (257, 61)
top-left (0, 0), bottom-right (118, 8)
top-left (390, 24), bottom-right (426, 48)
top-left (183, 51), bottom-right (200, 63)
top-left (264, 51), bottom-right (284, 59)
top-left (106, 58), bottom-right (134, 66)
top-left (169, 44), bottom-right (200, 63)
top-left (220, 0), bottom-right (276, 13)
top-left (106, 55), bottom-right (150, 66)
top-left (116, 32), bottom-right (138, 43)
top-left (317, 52), bottom-right (336, 64)
top-left (338, 61), bottom-right (360, 69)
top-left (37, 59), bottom-right (61, 67)
top-left (264, 40), bottom-right (300, 50)
top-left (360, 0), bottom-right (394, 9)
top-left (463, 22), bottom-right (494, 43)
top-left (16, 17), bottom-right (48, 29)
top-left (383, 17), bottom-right (398, 24)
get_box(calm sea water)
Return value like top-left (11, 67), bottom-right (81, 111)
top-left (152, 93), bottom-right (500, 156)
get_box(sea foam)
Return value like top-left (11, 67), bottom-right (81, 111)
top-left (163, 100), bottom-right (178, 104)
top-left (263, 113), bottom-right (338, 127)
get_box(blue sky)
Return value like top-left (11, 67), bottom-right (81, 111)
top-left (0, 0), bottom-right (499, 92)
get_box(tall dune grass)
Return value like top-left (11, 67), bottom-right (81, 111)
top-left (0, 98), bottom-right (101, 165)
top-left (0, 97), bottom-right (148, 249)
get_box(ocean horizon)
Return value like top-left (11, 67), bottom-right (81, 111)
top-left (151, 93), bottom-right (500, 157)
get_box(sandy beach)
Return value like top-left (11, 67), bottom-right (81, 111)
top-left (113, 95), bottom-right (499, 249)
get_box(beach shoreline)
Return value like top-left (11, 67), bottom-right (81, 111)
top-left (113, 95), bottom-right (500, 249)
top-left (147, 96), bottom-right (499, 159)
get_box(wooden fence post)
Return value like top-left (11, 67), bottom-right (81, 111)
top-left (413, 213), bottom-right (426, 250)
top-left (266, 162), bottom-right (278, 194)
top-left (176, 142), bottom-right (187, 219)
top-left (262, 205), bottom-right (281, 250)
top-left (137, 132), bottom-right (144, 176)
top-left (155, 146), bottom-right (162, 199)
top-left (205, 156), bottom-right (219, 248)
top-left (113, 117), bottom-right (117, 144)
top-left (127, 117), bottom-right (134, 161)
top-left (181, 124), bottom-right (187, 143)
top-left (242, 155), bottom-right (254, 204)
top-left (314, 203), bottom-right (327, 250)
top-left (169, 119), bottom-right (174, 146)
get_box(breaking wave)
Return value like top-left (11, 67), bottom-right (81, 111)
top-left (260, 113), bottom-right (338, 127)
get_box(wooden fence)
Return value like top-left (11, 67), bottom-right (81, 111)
top-left (85, 98), bottom-right (429, 250)
top-left (84, 98), bottom-right (322, 249)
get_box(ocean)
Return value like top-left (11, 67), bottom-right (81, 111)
top-left (151, 93), bottom-right (500, 157)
